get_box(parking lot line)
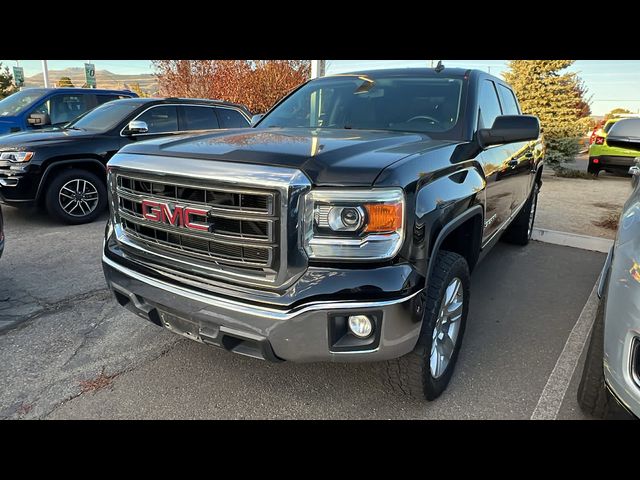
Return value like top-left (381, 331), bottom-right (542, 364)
top-left (530, 281), bottom-right (600, 420)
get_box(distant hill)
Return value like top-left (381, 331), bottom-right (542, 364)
top-left (24, 67), bottom-right (159, 95)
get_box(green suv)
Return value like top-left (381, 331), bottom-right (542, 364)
top-left (588, 116), bottom-right (640, 175)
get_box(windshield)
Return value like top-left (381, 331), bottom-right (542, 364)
top-left (67, 101), bottom-right (141, 131)
top-left (259, 75), bottom-right (464, 136)
top-left (0, 89), bottom-right (48, 117)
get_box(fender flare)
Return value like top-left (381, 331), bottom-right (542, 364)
top-left (35, 159), bottom-right (106, 200)
top-left (425, 204), bottom-right (484, 282)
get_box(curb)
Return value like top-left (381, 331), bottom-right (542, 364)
top-left (531, 228), bottom-right (613, 253)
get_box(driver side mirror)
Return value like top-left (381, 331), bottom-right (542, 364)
top-left (477, 115), bottom-right (540, 148)
top-left (27, 112), bottom-right (51, 127)
top-left (250, 114), bottom-right (264, 127)
top-left (125, 120), bottom-right (149, 135)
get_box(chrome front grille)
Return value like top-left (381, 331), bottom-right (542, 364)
top-left (107, 154), bottom-right (311, 289)
top-left (115, 174), bottom-right (277, 270)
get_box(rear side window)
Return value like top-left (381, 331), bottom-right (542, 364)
top-left (603, 121), bottom-right (616, 133)
top-left (497, 84), bottom-right (521, 115)
top-left (477, 80), bottom-right (503, 129)
top-left (182, 106), bottom-right (220, 130)
top-left (136, 105), bottom-right (179, 133)
top-left (216, 108), bottom-right (249, 128)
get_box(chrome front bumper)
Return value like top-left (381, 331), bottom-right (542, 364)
top-left (103, 255), bottom-right (423, 362)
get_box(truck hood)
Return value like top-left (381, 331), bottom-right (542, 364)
top-left (0, 128), bottom-right (96, 149)
top-left (119, 127), bottom-right (457, 185)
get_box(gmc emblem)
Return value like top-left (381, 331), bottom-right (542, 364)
top-left (141, 200), bottom-right (210, 232)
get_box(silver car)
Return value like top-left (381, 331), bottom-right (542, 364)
top-left (579, 118), bottom-right (640, 419)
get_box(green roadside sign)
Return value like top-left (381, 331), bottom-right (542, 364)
top-left (13, 66), bottom-right (24, 87)
top-left (84, 63), bottom-right (96, 88)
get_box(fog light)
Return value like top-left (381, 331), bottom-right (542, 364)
top-left (348, 315), bottom-right (373, 338)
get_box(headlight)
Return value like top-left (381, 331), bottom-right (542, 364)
top-left (0, 151), bottom-right (34, 163)
top-left (302, 188), bottom-right (405, 260)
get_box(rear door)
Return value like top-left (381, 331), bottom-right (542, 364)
top-left (496, 83), bottom-right (535, 209)
top-left (215, 107), bottom-right (250, 128)
top-left (179, 105), bottom-right (220, 131)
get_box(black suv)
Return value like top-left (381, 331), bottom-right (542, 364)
top-left (0, 98), bottom-right (251, 224)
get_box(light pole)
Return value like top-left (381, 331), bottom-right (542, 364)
top-left (41, 60), bottom-right (50, 88)
top-left (311, 60), bottom-right (326, 79)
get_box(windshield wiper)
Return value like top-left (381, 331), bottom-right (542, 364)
top-left (65, 126), bottom-right (84, 131)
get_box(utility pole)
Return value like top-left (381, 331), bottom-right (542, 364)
top-left (41, 60), bottom-right (50, 88)
top-left (311, 60), bottom-right (326, 79)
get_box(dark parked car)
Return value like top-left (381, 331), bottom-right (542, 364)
top-left (0, 87), bottom-right (137, 136)
top-left (0, 98), bottom-right (251, 224)
top-left (103, 68), bottom-right (544, 401)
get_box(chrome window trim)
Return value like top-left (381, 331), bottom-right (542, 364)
top-left (119, 103), bottom-right (250, 137)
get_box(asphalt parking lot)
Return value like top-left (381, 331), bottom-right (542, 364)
top-left (0, 205), bottom-right (605, 419)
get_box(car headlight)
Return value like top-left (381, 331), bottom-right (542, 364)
top-left (0, 151), bottom-right (34, 163)
top-left (302, 188), bottom-right (405, 260)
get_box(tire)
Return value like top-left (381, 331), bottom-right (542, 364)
top-left (502, 182), bottom-right (539, 246)
top-left (382, 251), bottom-right (470, 401)
top-left (44, 169), bottom-right (107, 225)
top-left (587, 158), bottom-right (600, 176)
top-left (577, 294), bottom-right (613, 418)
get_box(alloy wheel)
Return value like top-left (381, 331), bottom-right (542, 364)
top-left (58, 179), bottom-right (100, 217)
top-left (430, 277), bottom-right (464, 379)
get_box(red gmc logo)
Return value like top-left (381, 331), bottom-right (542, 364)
top-left (141, 200), bottom-right (210, 232)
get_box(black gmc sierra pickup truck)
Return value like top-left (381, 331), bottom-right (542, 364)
top-left (102, 68), bottom-right (544, 400)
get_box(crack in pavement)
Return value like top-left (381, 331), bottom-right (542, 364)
top-left (0, 288), bottom-right (112, 334)
top-left (43, 337), bottom-right (182, 419)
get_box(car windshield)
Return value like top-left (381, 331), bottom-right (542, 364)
top-left (259, 75), bottom-right (464, 136)
top-left (66, 100), bottom-right (141, 131)
top-left (0, 89), bottom-right (48, 116)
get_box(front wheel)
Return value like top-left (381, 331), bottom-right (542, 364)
top-left (382, 250), bottom-right (470, 401)
top-left (45, 169), bottom-right (107, 225)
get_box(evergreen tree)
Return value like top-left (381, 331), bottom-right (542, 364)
top-left (0, 63), bottom-right (18, 99)
top-left (503, 60), bottom-right (590, 168)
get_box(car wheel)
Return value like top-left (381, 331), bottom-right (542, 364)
top-left (502, 182), bottom-right (539, 246)
top-left (45, 169), bottom-right (107, 225)
top-left (382, 250), bottom-right (470, 401)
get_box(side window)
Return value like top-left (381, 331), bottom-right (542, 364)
top-left (182, 106), bottom-right (220, 130)
top-left (477, 80), bottom-right (503, 129)
top-left (216, 108), bottom-right (249, 128)
top-left (136, 106), bottom-right (179, 133)
top-left (32, 94), bottom-right (91, 125)
top-left (497, 84), bottom-right (521, 115)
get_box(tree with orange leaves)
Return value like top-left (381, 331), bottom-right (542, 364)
top-left (153, 60), bottom-right (310, 114)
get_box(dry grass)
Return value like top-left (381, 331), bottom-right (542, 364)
top-left (79, 368), bottom-right (118, 394)
top-left (593, 212), bottom-right (620, 230)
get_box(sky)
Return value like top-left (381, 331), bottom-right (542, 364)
top-left (2, 59), bottom-right (639, 116)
